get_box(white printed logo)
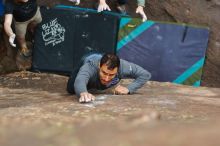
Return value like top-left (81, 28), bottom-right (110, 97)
top-left (42, 18), bottom-right (65, 46)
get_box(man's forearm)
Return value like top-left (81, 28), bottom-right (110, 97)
top-left (5, 26), bottom-right (14, 36)
top-left (126, 63), bottom-right (151, 93)
top-left (4, 14), bottom-right (14, 37)
top-left (127, 70), bottom-right (151, 93)
top-left (4, 24), bottom-right (14, 37)
top-left (74, 79), bottom-right (88, 97)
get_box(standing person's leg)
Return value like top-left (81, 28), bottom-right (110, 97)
top-left (117, 0), bottom-right (127, 5)
top-left (28, 7), bottom-right (42, 35)
top-left (116, 0), bottom-right (127, 14)
top-left (14, 21), bottom-right (30, 56)
top-left (15, 7), bottom-right (42, 57)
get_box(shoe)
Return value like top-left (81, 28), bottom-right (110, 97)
top-left (116, 4), bottom-right (127, 15)
top-left (20, 47), bottom-right (32, 57)
top-left (16, 49), bottom-right (32, 70)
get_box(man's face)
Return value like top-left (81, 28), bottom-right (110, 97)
top-left (99, 64), bottom-right (118, 85)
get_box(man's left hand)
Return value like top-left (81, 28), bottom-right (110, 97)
top-left (136, 6), bottom-right (147, 22)
top-left (79, 92), bottom-right (95, 103)
top-left (114, 85), bottom-right (129, 95)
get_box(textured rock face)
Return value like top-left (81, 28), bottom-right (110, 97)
top-left (1, 0), bottom-right (220, 87)
top-left (0, 72), bottom-right (220, 146)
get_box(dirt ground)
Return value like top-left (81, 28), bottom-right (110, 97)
top-left (0, 71), bottom-right (220, 146)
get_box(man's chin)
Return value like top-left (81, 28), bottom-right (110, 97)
top-left (101, 81), bottom-right (109, 85)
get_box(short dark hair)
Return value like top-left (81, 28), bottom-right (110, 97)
top-left (100, 53), bottom-right (120, 70)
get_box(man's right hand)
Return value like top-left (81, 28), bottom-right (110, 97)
top-left (79, 92), bottom-right (95, 103)
top-left (98, 0), bottom-right (111, 12)
top-left (114, 85), bottom-right (129, 95)
top-left (9, 34), bottom-right (16, 47)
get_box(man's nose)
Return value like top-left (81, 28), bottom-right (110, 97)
top-left (103, 76), bottom-right (111, 81)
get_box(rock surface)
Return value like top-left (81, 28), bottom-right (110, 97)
top-left (1, 0), bottom-right (220, 87)
top-left (0, 72), bottom-right (220, 146)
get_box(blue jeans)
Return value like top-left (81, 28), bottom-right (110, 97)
top-left (118, 0), bottom-right (127, 5)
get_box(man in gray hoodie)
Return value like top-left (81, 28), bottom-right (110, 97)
top-left (67, 53), bottom-right (151, 103)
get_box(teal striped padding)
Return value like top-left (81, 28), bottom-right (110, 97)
top-left (119, 18), bottom-right (132, 28)
top-left (173, 57), bottom-right (205, 84)
top-left (193, 80), bottom-right (201, 87)
top-left (55, 5), bottom-right (128, 17)
top-left (117, 21), bottom-right (155, 51)
top-left (56, 5), bottom-right (97, 12)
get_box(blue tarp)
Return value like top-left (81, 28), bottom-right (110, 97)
top-left (117, 18), bottom-right (209, 86)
